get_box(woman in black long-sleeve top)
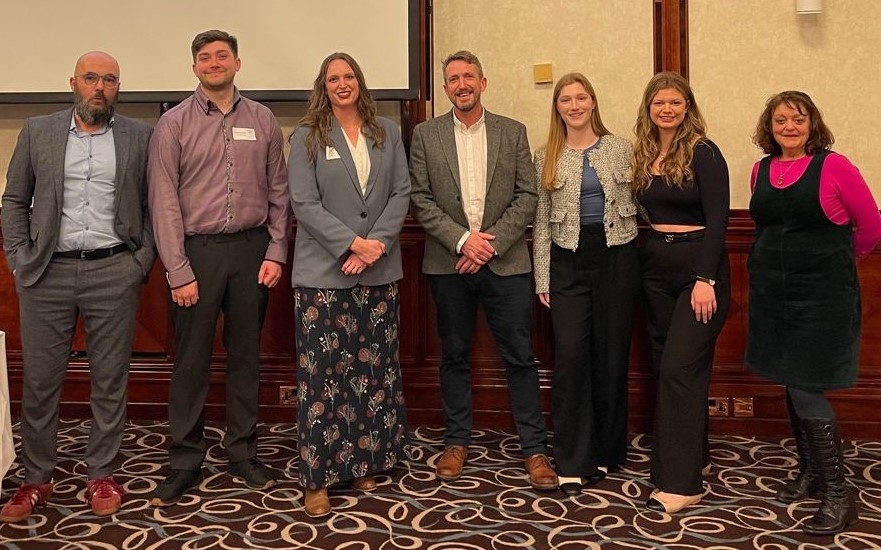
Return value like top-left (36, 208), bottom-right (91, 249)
top-left (632, 72), bottom-right (730, 514)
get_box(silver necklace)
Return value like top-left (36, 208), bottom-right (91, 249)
top-left (775, 158), bottom-right (799, 185)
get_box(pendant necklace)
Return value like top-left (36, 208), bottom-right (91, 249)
top-left (775, 158), bottom-right (798, 185)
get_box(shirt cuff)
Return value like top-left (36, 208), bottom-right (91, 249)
top-left (455, 231), bottom-right (469, 254)
top-left (166, 265), bottom-right (196, 289)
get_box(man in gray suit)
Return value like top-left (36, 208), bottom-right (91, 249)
top-left (0, 51), bottom-right (154, 522)
top-left (409, 50), bottom-right (557, 490)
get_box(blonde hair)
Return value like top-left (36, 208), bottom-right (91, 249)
top-left (632, 72), bottom-right (706, 193)
top-left (539, 73), bottom-right (610, 192)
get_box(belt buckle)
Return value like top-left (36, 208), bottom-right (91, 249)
top-left (664, 234), bottom-right (675, 244)
top-left (80, 249), bottom-right (96, 260)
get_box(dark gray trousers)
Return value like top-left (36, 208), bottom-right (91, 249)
top-left (17, 252), bottom-right (143, 483)
top-left (167, 227), bottom-right (269, 471)
top-left (428, 270), bottom-right (548, 457)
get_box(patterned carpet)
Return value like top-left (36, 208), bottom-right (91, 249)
top-left (0, 420), bottom-right (879, 549)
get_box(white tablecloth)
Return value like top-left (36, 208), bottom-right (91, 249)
top-left (0, 331), bottom-right (13, 482)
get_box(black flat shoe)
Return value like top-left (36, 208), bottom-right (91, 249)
top-left (586, 470), bottom-right (606, 484)
top-left (560, 482), bottom-right (583, 496)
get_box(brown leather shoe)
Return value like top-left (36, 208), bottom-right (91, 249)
top-left (525, 454), bottom-right (558, 490)
top-left (436, 445), bottom-right (468, 481)
top-left (351, 475), bottom-right (376, 492)
top-left (304, 488), bottom-right (331, 518)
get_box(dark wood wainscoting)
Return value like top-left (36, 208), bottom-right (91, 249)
top-left (2, 210), bottom-right (880, 439)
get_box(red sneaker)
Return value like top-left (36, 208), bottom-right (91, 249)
top-left (0, 483), bottom-right (54, 523)
top-left (87, 477), bottom-right (125, 516)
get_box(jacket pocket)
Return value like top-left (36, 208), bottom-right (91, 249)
top-left (617, 203), bottom-right (637, 218)
top-left (548, 209), bottom-right (566, 224)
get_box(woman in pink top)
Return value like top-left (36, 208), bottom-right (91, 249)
top-left (747, 90), bottom-right (881, 536)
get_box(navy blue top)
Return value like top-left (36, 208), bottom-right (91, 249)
top-left (579, 141), bottom-right (604, 224)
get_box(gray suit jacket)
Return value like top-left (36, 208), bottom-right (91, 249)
top-left (409, 110), bottom-right (538, 276)
top-left (1, 109), bottom-right (155, 287)
top-left (288, 117), bottom-right (411, 288)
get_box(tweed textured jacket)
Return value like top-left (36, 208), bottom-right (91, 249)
top-left (409, 110), bottom-right (538, 276)
top-left (532, 134), bottom-right (638, 294)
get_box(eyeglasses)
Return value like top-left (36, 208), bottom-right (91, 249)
top-left (76, 73), bottom-right (120, 88)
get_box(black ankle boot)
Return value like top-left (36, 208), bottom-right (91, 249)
top-left (776, 395), bottom-right (820, 503)
top-left (801, 418), bottom-right (859, 536)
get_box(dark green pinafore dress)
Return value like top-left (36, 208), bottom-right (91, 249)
top-left (746, 151), bottom-right (861, 390)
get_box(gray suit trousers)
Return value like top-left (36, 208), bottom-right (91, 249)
top-left (16, 252), bottom-right (143, 483)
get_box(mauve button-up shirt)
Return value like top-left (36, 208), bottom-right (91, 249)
top-left (147, 86), bottom-right (290, 288)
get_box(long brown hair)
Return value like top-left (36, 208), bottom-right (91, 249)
top-left (752, 90), bottom-right (834, 156)
top-left (539, 72), bottom-right (610, 192)
top-left (297, 52), bottom-right (385, 162)
top-left (632, 72), bottom-right (706, 192)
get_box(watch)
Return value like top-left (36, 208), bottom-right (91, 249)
top-left (695, 275), bottom-right (716, 286)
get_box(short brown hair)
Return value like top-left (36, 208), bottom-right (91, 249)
top-left (191, 30), bottom-right (238, 61)
top-left (442, 50), bottom-right (483, 82)
top-left (753, 90), bottom-right (834, 156)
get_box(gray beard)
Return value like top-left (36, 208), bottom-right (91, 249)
top-left (74, 93), bottom-right (115, 126)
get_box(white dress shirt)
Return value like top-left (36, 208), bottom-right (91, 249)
top-left (343, 127), bottom-right (371, 196)
top-left (452, 110), bottom-right (487, 251)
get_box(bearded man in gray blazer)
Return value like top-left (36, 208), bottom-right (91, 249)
top-left (409, 50), bottom-right (556, 490)
top-left (1, 51), bottom-right (154, 522)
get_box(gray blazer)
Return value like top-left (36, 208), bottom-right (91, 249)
top-left (288, 117), bottom-right (411, 289)
top-left (2, 109), bottom-right (155, 287)
top-left (409, 110), bottom-right (538, 276)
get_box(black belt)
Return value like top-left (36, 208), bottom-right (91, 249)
top-left (650, 228), bottom-right (705, 243)
top-left (52, 243), bottom-right (128, 260)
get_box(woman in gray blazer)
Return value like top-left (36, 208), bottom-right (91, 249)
top-left (287, 52), bottom-right (412, 519)
top-left (532, 72), bottom-right (640, 497)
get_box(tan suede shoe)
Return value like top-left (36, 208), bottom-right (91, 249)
top-left (351, 475), bottom-right (377, 492)
top-left (436, 445), bottom-right (468, 481)
top-left (304, 488), bottom-right (331, 518)
top-left (524, 454), bottom-right (558, 490)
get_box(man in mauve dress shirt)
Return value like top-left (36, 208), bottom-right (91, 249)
top-left (146, 29), bottom-right (290, 506)
top-left (1, 51), bottom-right (154, 522)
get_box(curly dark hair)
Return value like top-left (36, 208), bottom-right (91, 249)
top-left (752, 90), bottom-right (834, 156)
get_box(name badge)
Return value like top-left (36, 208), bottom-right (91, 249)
top-left (326, 146), bottom-right (341, 160)
top-left (232, 127), bottom-right (256, 141)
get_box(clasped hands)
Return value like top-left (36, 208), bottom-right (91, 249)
top-left (456, 231), bottom-right (496, 274)
top-left (343, 236), bottom-right (385, 276)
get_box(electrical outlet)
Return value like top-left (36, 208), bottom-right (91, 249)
top-left (708, 397), bottom-right (730, 416)
top-left (733, 397), bottom-right (754, 417)
top-left (279, 386), bottom-right (296, 406)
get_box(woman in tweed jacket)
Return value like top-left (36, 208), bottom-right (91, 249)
top-left (532, 72), bottom-right (641, 497)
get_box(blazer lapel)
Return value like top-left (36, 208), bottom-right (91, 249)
top-left (484, 111), bottom-right (501, 195)
top-left (112, 117), bottom-right (130, 212)
top-left (50, 110), bottom-right (74, 210)
top-left (330, 120), bottom-right (364, 199)
top-left (438, 113), bottom-right (461, 189)
top-left (363, 132), bottom-right (383, 200)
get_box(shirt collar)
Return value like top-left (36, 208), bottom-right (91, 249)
top-left (452, 107), bottom-right (486, 133)
top-left (68, 111), bottom-right (114, 136)
top-left (194, 85), bottom-right (242, 114)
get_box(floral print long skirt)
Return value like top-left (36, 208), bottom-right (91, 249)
top-left (294, 282), bottom-right (410, 490)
